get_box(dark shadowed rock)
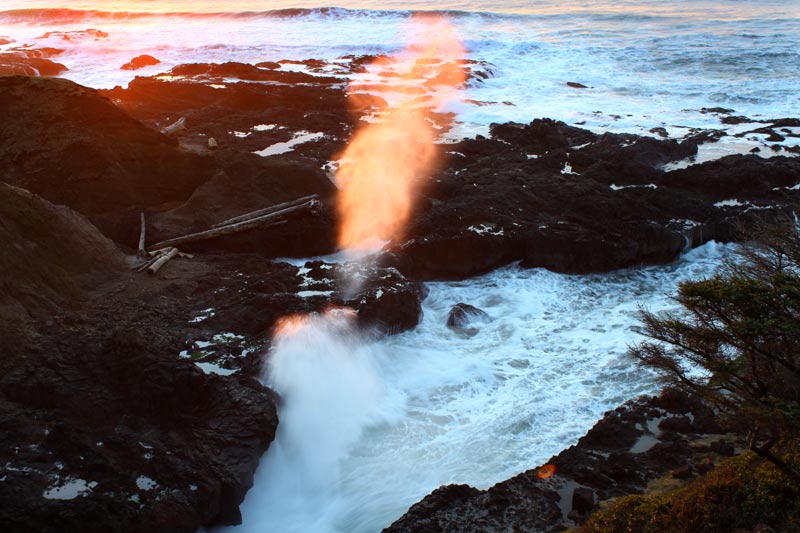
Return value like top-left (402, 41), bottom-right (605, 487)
top-left (378, 116), bottom-right (799, 280)
top-left (382, 481), bottom-right (562, 533)
top-left (121, 54), bottom-right (161, 70)
top-left (0, 331), bottom-right (278, 531)
top-left (671, 464), bottom-right (693, 479)
top-left (660, 154), bottom-right (800, 200)
top-left (192, 259), bottom-right (424, 347)
top-left (0, 183), bottom-right (125, 352)
top-left (572, 487), bottom-right (595, 515)
top-left (0, 76), bottom-right (213, 217)
top-left (566, 81), bottom-right (589, 89)
top-left (0, 51), bottom-right (68, 76)
top-left (650, 126), bottom-right (669, 138)
top-left (490, 118), bottom-right (597, 156)
top-left (658, 415), bottom-right (694, 433)
top-left (446, 303), bottom-right (489, 328)
top-left (721, 115), bottom-right (754, 125)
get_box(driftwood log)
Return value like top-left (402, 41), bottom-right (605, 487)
top-left (133, 252), bottom-right (162, 273)
top-left (149, 197), bottom-right (320, 251)
top-left (137, 212), bottom-right (146, 257)
top-left (148, 248), bottom-right (194, 259)
top-left (161, 116), bottom-right (186, 136)
top-left (211, 194), bottom-right (319, 228)
top-left (133, 246), bottom-right (184, 273)
top-left (147, 247), bottom-right (179, 275)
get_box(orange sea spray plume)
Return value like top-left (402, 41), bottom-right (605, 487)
top-left (536, 463), bottom-right (556, 479)
top-left (335, 17), bottom-right (466, 253)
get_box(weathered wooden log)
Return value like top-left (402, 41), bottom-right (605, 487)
top-left (211, 194), bottom-right (319, 228)
top-left (149, 200), bottom-right (317, 251)
top-left (147, 248), bottom-right (195, 259)
top-left (161, 116), bottom-right (186, 136)
top-left (133, 253), bottom-right (161, 273)
top-left (137, 212), bottom-right (147, 257)
top-left (147, 247), bottom-right (178, 275)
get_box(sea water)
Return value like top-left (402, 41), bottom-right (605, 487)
top-left (226, 242), bottom-right (733, 533)
top-left (2, 2), bottom-right (796, 531)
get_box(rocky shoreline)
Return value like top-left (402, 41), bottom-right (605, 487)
top-left (382, 389), bottom-right (741, 533)
top-left (1, 55), bottom-right (799, 531)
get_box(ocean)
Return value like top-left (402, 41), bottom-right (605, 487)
top-left (2, 2), bottom-right (797, 531)
top-left (1, 1), bottom-right (798, 138)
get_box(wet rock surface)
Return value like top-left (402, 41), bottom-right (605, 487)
top-left (382, 118), bottom-right (800, 279)
top-left (6, 64), bottom-right (796, 277)
top-left (1, 332), bottom-right (279, 532)
top-left (383, 389), bottom-right (741, 533)
top-left (121, 54), bottom-right (161, 71)
top-left (0, 50), bottom-right (68, 76)
top-left (446, 302), bottom-right (490, 328)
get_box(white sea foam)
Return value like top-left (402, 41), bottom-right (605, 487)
top-left (232, 309), bottom-right (397, 533)
top-left (253, 131), bottom-right (325, 157)
top-left (222, 241), bottom-right (734, 533)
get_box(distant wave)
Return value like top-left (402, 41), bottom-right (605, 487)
top-left (0, 6), bottom-right (713, 26)
top-left (0, 6), bottom-right (493, 25)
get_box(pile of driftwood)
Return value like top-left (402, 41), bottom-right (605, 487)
top-left (132, 194), bottom-right (322, 275)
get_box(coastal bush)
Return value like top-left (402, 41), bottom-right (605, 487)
top-left (630, 222), bottom-right (800, 480)
top-left (577, 447), bottom-right (800, 532)
top-left (576, 222), bottom-right (800, 532)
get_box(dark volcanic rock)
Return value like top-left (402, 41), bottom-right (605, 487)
top-left (521, 222), bottom-right (687, 274)
top-left (0, 183), bottom-right (125, 350)
top-left (0, 331), bottom-right (278, 531)
top-left (660, 154), bottom-right (800, 199)
top-left (0, 182), bottom-right (283, 530)
top-left (0, 51), bottom-right (68, 76)
top-left (0, 76), bottom-right (213, 216)
top-left (121, 54), bottom-right (161, 70)
top-left (490, 118), bottom-right (597, 156)
top-left (383, 481), bottom-right (562, 533)
top-left (572, 487), bottom-right (595, 515)
top-left (190, 258), bottom-right (424, 351)
top-left (446, 303), bottom-right (489, 328)
top-left (101, 62), bottom-right (356, 165)
top-left (379, 117), bottom-right (800, 280)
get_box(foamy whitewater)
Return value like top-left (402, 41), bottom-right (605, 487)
top-left (3, 1), bottom-right (796, 531)
top-left (227, 243), bottom-right (733, 533)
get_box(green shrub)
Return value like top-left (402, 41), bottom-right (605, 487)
top-left (580, 448), bottom-right (800, 533)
